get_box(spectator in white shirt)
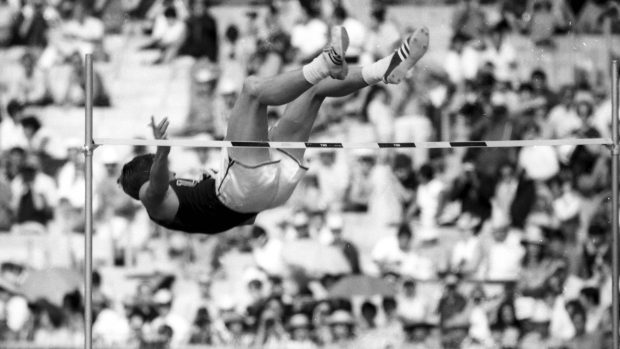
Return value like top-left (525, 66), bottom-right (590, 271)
top-left (250, 225), bottom-right (287, 277)
top-left (364, 6), bottom-right (400, 62)
top-left (482, 21), bottom-right (518, 83)
top-left (148, 7), bottom-right (187, 64)
top-left (9, 51), bottom-right (49, 106)
top-left (372, 224), bottom-right (414, 274)
top-left (147, 289), bottom-right (191, 346)
top-left (0, 100), bottom-right (28, 153)
top-left (444, 33), bottom-right (483, 85)
top-left (544, 86), bottom-right (580, 139)
top-left (332, 5), bottom-right (366, 63)
top-left (415, 164), bottom-right (446, 241)
top-left (11, 154), bottom-right (57, 226)
top-left (480, 217), bottom-right (525, 284)
top-left (518, 122), bottom-right (560, 181)
top-left (397, 278), bottom-right (433, 323)
top-left (291, 2), bottom-right (327, 63)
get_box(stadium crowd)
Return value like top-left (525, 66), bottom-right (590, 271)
top-left (1, 0), bottom-right (620, 348)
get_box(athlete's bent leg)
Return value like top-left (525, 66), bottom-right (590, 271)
top-left (225, 27), bottom-right (349, 165)
top-left (269, 26), bottom-right (430, 160)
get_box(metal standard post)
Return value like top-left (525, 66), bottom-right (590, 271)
top-left (84, 54), bottom-right (94, 349)
top-left (612, 60), bottom-right (619, 349)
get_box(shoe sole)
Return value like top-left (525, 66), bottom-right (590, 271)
top-left (385, 26), bottom-right (429, 84)
top-left (330, 26), bottom-right (350, 80)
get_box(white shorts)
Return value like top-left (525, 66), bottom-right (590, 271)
top-left (215, 148), bottom-right (308, 213)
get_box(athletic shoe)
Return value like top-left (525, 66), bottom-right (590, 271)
top-left (383, 26), bottom-right (430, 84)
top-left (322, 26), bottom-right (350, 80)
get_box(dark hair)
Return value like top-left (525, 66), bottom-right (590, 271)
top-left (164, 7), bottom-right (177, 18)
top-left (251, 225), bottom-right (267, 240)
top-left (7, 100), bottom-right (24, 118)
top-left (62, 290), bottom-right (83, 313)
top-left (566, 300), bottom-right (586, 319)
top-left (194, 307), bottom-right (211, 327)
top-left (494, 301), bottom-right (520, 330)
top-left (580, 287), bottom-right (600, 306)
top-left (8, 147), bottom-right (26, 157)
top-left (397, 224), bottom-right (413, 239)
top-left (531, 69), bottom-right (547, 81)
top-left (382, 297), bottom-right (397, 313)
top-left (118, 154), bottom-right (155, 200)
top-left (418, 164), bottom-right (434, 180)
top-left (225, 25), bottom-right (239, 43)
top-left (333, 5), bottom-right (347, 20)
top-left (361, 301), bottom-right (377, 318)
top-left (371, 7), bottom-right (386, 22)
top-left (20, 115), bottom-right (42, 132)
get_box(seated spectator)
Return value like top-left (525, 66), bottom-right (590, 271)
top-left (364, 86), bottom-right (394, 142)
top-left (9, 51), bottom-right (50, 106)
top-left (58, 52), bottom-right (110, 107)
top-left (146, 6), bottom-right (187, 64)
top-left (402, 321), bottom-right (437, 347)
top-left (364, 6), bottom-right (400, 62)
top-left (451, 0), bottom-right (487, 42)
top-left (332, 5), bottom-right (366, 64)
top-left (415, 164), bottom-right (446, 240)
top-left (518, 122), bottom-right (560, 182)
top-left (436, 273), bottom-right (468, 327)
top-left (179, 0), bottom-right (217, 62)
top-left (397, 278), bottom-right (432, 323)
top-left (0, 100), bottom-right (28, 152)
top-left (576, 0), bottom-right (620, 34)
top-left (482, 20), bottom-right (518, 83)
top-left (578, 287), bottom-right (605, 333)
top-left (480, 214), bottom-right (525, 286)
top-left (147, 289), bottom-right (190, 346)
top-left (563, 300), bottom-right (603, 348)
top-left (324, 214), bottom-right (361, 274)
top-left (0, 0), bottom-right (16, 46)
top-left (11, 155), bottom-right (57, 226)
top-left (5, 147), bottom-right (26, 181)
top-left (371, 224), bottom-right (414, 275)
top-left (286, 313), bottom-right (317, 348)
top-left (57, 2), bottom-right (105, 61)
top-left (326, 310), bottom-right (356, 345)
top-left (31, 299), bottom-right (75, 346)
top-left (527, 0), bottom-right (561, 46)
top-left (450, 213), bottom-right (484, 277)
top-left (291, 1), bottom-right (327, 63)
top-left (492, 300), bottom-right (522, 348)
top-left (445, 33), bottom-right (484, 84)
top-left (188, 307), bottom-right (214, 344)
top-left (20, 115), bottom-right (65, 172)
top-left (180, 61), bottom-right (220, 136)
top-left (544, 85), bottom-right (580, 139)
top-left (250, 226), bottom-right (286, 277)
top-left (14, 0), bottom-right (57, 48)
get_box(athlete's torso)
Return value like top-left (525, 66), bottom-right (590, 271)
top-left (147, 175), bottom-right (257, 234)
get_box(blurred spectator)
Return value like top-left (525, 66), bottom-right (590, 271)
top-left (364, 86), bottom-right (394, 142)
top-left (0, 0), bottom-right (16, 46)
top-left (544, 85), bottom-right (579, 139)
top-left (20, 115), bottom-right (65, 171)
top-left (31, 299), bottom-right (76, 346)
top-left (325, 213), bottom-right (361, 274)
top-left (56, 2), bottom-right (105, 60)
top-left (518, 122), bottom-right (560, 182)
top-left (5, 146), bottom-right (27, 181)
top-left (364, 6), bottom-right (400, 61)
top-left (285, 313), bottom-right (317, 349)
top-left (371, 224), bottom-right (413, 275)
top-left (9, 51), bottom-right (50, 106)
top-left (480, 215), bottom-right (524, 286)
top-left (58, 52), bottom-right (110, 107)
top-left (326, 309), bottom-right (356, 345)
top-left (179, 0), bottom-right (217, 62)
top-left (482, 20), bottom-right (518, 83)
top-left (415, 164), bottom-right (446, 240)
top-left (291, 0), bottom-right (327, 63)
top-left (0, 100), bottom-right (27, 152)
top-left (14, 0), bottom-right (58, 48)
top-left (451, 0), bottom-right (487, 42)
top-left (527, 0), bottom-right (563, 46)
top-left (144, 6), bottom-right (186, 64)
top-left (445, 33), bottom-right (483, 85)
top-left (331, 5), bottom-right (366, 64)
top-left (449, 213), bottom-right (484, 276)
top-left (181, 61), bottom-right (220, 136)
top-left (250, 225), bottom-right (286, 277)
top-left (563, 300), bottom-right (603, 348)
top-left (11, 154), bottom-right (56, 226)
top-left (57, 142), bottom-right (85, 231)
top-left (576, 0), bottom-right (620, 33)
top-left (188, 307), bottom-right (215, 344)
top-left (436, 273), bottom-right (467, 327)
top-left (147, 289), bottom-right (190, 346)
top-left (397, 278), bottom-right (432, 323)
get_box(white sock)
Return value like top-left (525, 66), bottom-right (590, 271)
top-left (361, 55), bottom-right (392, 85)
top-left (302, 55), bottom-right (330, 85)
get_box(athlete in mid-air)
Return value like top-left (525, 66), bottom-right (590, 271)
top-left (118, 26), bottom-right (429, 234)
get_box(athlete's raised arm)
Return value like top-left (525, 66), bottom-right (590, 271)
top-left (143, 116), bottom-right (171, 205)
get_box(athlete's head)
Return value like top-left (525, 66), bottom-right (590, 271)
top-left (118, 153), bottom-right (155, 200)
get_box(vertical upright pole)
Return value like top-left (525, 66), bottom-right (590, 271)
top-left (612, 59), bottom-right (619, 349)
top-left (84, 54), bottom-right (94, 349)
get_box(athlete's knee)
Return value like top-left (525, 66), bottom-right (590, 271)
top-left (241, 75), bottom-right (262, 98)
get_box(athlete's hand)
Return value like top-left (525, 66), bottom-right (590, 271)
top-left (150, 116), bottom-right (169, 140)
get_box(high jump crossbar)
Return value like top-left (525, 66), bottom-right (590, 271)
top-left (82, 55), bottom-right (620, 349)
